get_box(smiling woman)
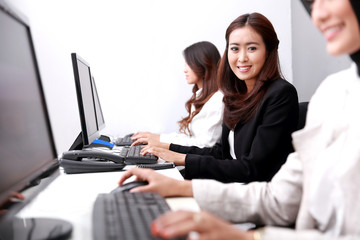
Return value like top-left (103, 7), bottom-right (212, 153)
top-left (137, 13), bottom-right (299, 183)
top-left (311, 0), bottom-right (360, 55)
top-left (227, 27), bottom-right (267, 92)
top-left (220, 13), bottom-right (287, 129)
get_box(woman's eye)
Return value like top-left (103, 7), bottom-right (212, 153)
top-left (248, 47), bottom-right (256, 51)
top-left (230, 47), bottom-right (238, 51)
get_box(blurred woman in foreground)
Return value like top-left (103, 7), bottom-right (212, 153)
top-left (120, 0), bottom-right (360, 239)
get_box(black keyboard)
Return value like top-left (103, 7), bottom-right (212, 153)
top-left (114, 134), bottom-right (134, 146)
top-left (93, 191), bottom-right (186, 240)
top-left (121, 145), bottom-right (158, 164)
top-left (137, 162), bottom-right (175, 170)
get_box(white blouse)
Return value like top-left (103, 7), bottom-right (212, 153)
top-left (228, 130), bottom-right (236, 158)
top-left (160, 90), bottom-right (224, 148)
top-left (192, 64), bottom-right (360, 239)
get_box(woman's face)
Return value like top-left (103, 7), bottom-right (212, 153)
top-left (227, 26), bottom-right (267, 88)
top-left (184, 62), bottom-right (202, 87)
top-left (312, 0), bottom-right (360, 55)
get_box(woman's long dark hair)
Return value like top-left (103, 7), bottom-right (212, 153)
top-left (218, 13), bottom-right (282, 129)
top-left (178, 41), bottom-right (221, 136)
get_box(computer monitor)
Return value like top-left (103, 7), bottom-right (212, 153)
top-left (0, 1), bottom-right (72, 238)
top-left (71, 53), bottom-right (101, 147)
top-left (0, 0), bottom-right (59, 209)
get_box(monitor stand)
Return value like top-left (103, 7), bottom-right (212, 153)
top-left (0, 217), bottom-right (72, 240)
top-left (69, 132), bottom-right (113, 150)
top-left (69, 132), bottom-right (84, 150)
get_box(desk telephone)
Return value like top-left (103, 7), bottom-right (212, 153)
top-left (60, 150), bottom-right (126, 174)
top-left (60, 148), bottom-right (163, 174)
top-left (62, 150), bottom-right (125, 163)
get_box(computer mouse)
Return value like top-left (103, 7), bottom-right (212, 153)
top-left (111, 180), bottom-right (148, 193)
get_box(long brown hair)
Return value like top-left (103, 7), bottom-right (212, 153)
top-left (178, 41), bottom-right (221, 136)
top-left (218, 13), bottom-right (282, 129)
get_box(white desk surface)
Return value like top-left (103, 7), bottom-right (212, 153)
top-left (17, 167), bottom-right (199, 240)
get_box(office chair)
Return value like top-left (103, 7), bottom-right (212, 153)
top-left (297, 102), bottom-right (309, 130)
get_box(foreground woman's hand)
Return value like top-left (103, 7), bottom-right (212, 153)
top-left (151, 210), bottom-right (255, 240)
top-left (118, 168), bottom-right (193, 197)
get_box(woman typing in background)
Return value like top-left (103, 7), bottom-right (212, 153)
top-left (120, 0), bottom-right (360, 239)
top-left (131, 41), bottom-right (224, 148)
top-left (136, 12), bottom-right (299, 183)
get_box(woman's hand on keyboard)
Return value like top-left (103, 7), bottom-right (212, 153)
top-left (131, 132), bottom-right (160, 146)
top-left (140, 146), bottom-right (185, 165)
top-left (151, 210), bottom-right (253, 240)
top-left (118, 168), bottom-right (193, 197)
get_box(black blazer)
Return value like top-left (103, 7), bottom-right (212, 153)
top-left (170, 78), bottom-right (299, 183)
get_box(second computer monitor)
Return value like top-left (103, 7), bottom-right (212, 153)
top-left (91, 76), bottom-right (105, 131)
top-left (71, 53), bottom-right (102, 146)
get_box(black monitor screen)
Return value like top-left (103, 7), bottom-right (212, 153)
top-left (71, 53), bottom-right (99, 146)
top-left (0, 2), bottom-right (58, 208)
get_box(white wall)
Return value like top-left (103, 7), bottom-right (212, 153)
top-left (10, 0), bottom-right (292, 154)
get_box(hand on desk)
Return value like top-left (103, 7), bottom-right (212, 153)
top-left (140, 145), bottom-right (186, 165)
top-left (119, 169), bottom-right (254, 240)
top-left (0, 192), bottom-right (25, 215)
top-left (152, 210), bottom-right (254, 240)
top-left (118, 168), bottom-right (192, 197)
